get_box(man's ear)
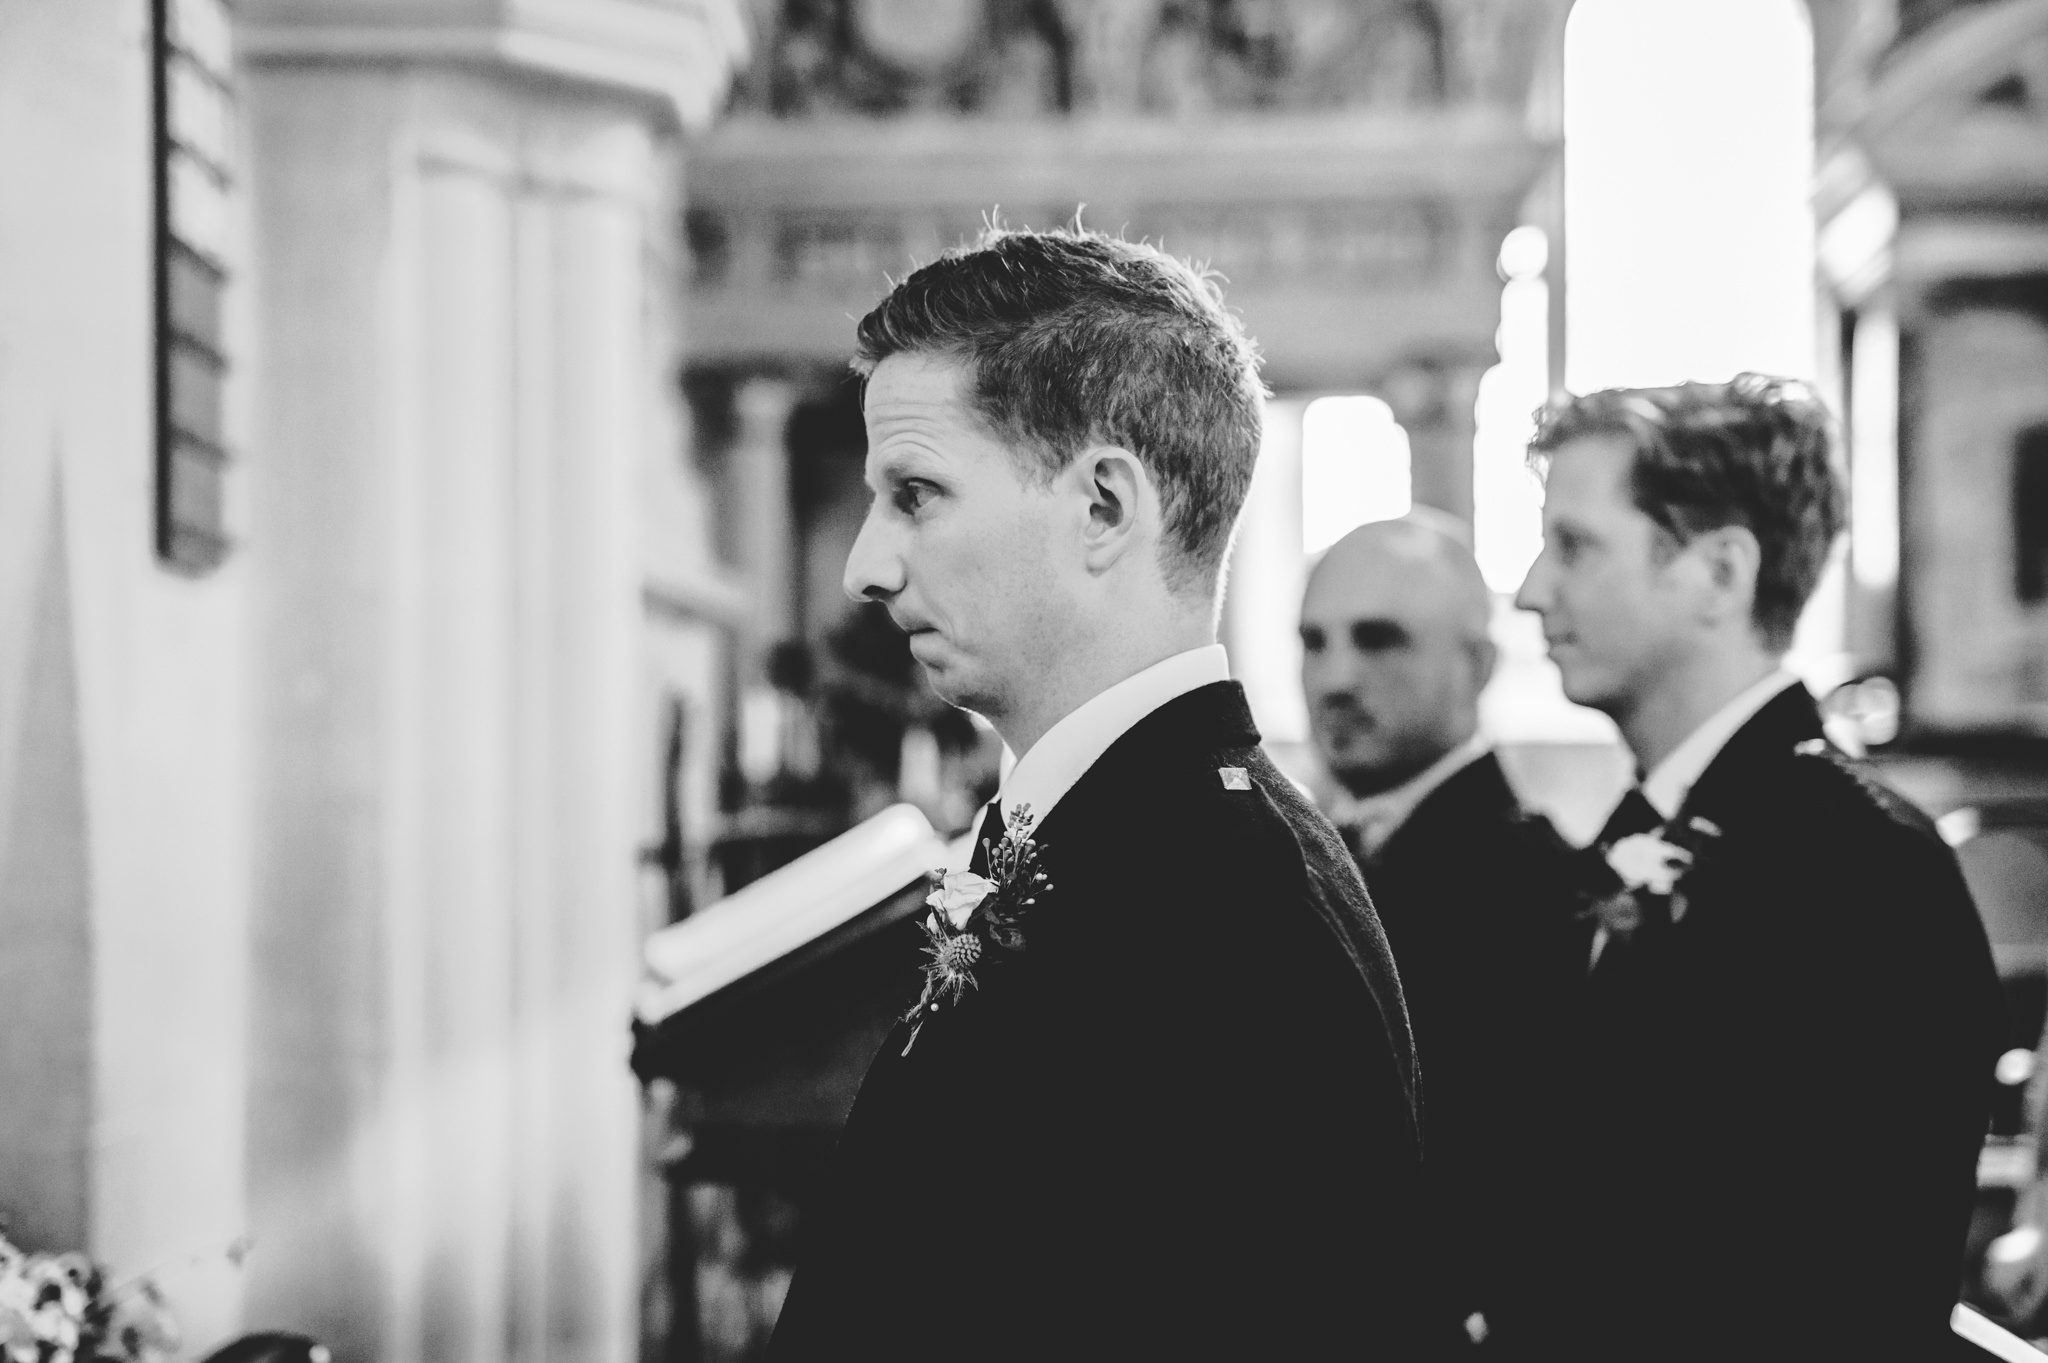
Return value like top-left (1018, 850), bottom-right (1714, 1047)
top-left (1073, 444), bottom-right (1150, 574)
top-left (1696, 524), bottom-right (1762, 625)
top-left (1469, 634), bottom-right (1500, 692)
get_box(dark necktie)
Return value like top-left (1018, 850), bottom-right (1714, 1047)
top-left (1597, 785), bottom-right (1664, 848)
top-left (1588, 786), bottom-right (1665, 976)
top-left (968, 798), bottom-right (1007, 878)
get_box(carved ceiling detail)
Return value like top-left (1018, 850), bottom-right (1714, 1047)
top-left (726, 0), bottom-right (1556, 118)
top-left (688, 199), bottom-right (1450, 293)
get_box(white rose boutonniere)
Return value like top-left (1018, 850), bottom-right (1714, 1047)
top-left (1581, 815), bottom-right (1723, 944)
top-left (1605, 833), bottom-right (1692, 896)
top-left (901, 805), bottom-right (1049, 1055)
top-left (925, 870), bottom-right (997, 930)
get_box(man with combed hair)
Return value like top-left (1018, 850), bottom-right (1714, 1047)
top-left (1504, 374), bottom-right (2002, 1360)
top-left (1300, 512), bottom-right (1583, 1348)
top-left (769, 227), bottom-right (1442, 1359)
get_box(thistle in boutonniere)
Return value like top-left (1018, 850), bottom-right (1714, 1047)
top-left (1581, 815), bottom-right (1723, 945)
top-left (901, 804), bottom-right (1049, 1055)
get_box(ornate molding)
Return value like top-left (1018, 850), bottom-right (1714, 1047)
top-left (235, 0), bottom-right (751, 131)
top-left (1864, 0), bottom-right (2048, 139)
top-left (690, 110), bottom-right (1549, 206)
top-left (678, 113), bottom-right (1548, 386)
top-left (726, 0), bottom-right (1564, 122)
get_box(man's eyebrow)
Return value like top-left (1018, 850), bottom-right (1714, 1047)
top-left (1347, 618), bottom-right (1410, 646)
top-left (864, 451), bottom-right (920, 490)
top-left (866, 447), bottom-right (952, 497)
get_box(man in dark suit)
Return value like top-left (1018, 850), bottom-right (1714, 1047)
top-left (1504, 374), bottom-right (2004, 1360)
top-left (1299, 514), bottom-right (1584, 1348)
top-left (768, 228), bottom-right (1440, 1359)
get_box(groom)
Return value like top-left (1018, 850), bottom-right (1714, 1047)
top-left (1503, 375), bottom-right (2003, 1360)
top-left (767, 228), bottom-right (1442, 1359)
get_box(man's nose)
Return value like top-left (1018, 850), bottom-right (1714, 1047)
top-left (1514, 550), bottom-right (1552, 616)
top-left (1303, 644), bottom-right (1361, 698)
top-left (842, 508), bottom-right (903, 603)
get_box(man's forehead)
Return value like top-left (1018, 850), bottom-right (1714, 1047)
top-left (862, 356), bottom-right (970, 471)
top-left (864, 353), bottom-right (971, 425)
top-left (1540, 432), bottom-right (1637, 507)
top-left (1302, 564), bottom-right (1419, 626)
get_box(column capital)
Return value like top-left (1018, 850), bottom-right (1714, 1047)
top-left (236, 0), bottom-right (751, 131)
top-left (1376, 355), bottom-right (1489, 433)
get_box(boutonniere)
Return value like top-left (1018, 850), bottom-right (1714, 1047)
top-left (1581, 815), bottom-right (1723, 944)
top-left (901, 804), bottom-right (1049, 1055)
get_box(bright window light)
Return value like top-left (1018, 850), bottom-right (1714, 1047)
top-left (1563, 0), bottom-right (1815, 393)
top-left (1300, 396), bottom-right (1411, 556)
top-left (1473, 226), bottom-right (1550, 593)
top-left (1849, 307), bottom-right (1901, 591)
top-left (1222, 400), bottom-right (1310, 745)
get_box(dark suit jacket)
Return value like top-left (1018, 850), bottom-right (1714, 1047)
top-left (769, 681), bottom-right (1442, 1360)
top-left (1353, 753), bottom-right (1586, 1333)
top-left (1501, 685), bottom-right (2003, 1361)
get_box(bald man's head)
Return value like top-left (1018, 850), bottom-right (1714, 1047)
top-left (1300, 514), bottom-right (1497, 797)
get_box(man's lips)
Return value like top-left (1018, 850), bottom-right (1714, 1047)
top-left (1313, 705), bottom-right (1376, 733)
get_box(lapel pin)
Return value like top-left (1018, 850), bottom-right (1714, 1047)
top-left (1218, 767), bottom-right (1251, 790)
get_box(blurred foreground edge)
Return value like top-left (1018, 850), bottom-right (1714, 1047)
top-left (631, 803), bottom-right (964, 1086)
top-left (1957, 1302), bottom-right (2048, 1360)
top-left (195, 1334), bottom-right (329, 1363)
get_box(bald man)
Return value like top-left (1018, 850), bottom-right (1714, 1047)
top-left (1300, 514), bottom-right (1583, 1348)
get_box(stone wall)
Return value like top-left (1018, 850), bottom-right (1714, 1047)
top-left (0, 0), bottom-right (255, 1344)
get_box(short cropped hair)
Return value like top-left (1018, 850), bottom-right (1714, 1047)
top-left (852, 226), bottom-right (1268, 592)
top-left (1528, 373), bottom-right (1847, 652)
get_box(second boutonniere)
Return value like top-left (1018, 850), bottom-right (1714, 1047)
top-left (901, 804), bottom-right (1050, 1055)
top-left (1582, 815), bottom-right (1723, 945)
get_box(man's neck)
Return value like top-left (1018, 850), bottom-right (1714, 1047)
top-left (1338, 723), bottom-right (1481, 800)
top-left (995, 615), bottom-right (1214, 759)
top-left (1617, 646), bottom-right (1783, 774)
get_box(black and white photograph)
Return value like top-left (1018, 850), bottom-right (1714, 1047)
top-left (3, 0), bottom-right (2048, 1359)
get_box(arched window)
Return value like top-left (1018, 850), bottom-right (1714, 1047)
top-left (1562, 0), bottom-right (1816, 392)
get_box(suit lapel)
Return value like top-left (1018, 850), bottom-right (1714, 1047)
top-left (1369, 752), bottom-right (1516, 874)
top-left (1675, 683), bottom-right (1825, 831)
top-left (1028, 680), bottom-right (1422, 1155)
top-left (1023, 681), bottom-right (1258, 858)
top-left (1008, 680), bottom-right (1255, 968)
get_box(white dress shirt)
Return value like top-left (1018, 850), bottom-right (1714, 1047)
top-left (1327, 733), bottom-right (1491, 859)
top-left (1638, 668), bottom-right (1802, 820)
top-left (961, 644), bottom-right (1230, 863)
top-left (1587, 667), bottom-right (1801, 968)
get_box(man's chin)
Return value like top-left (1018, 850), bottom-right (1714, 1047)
top-left (1554, 665), bottom-right (1620, 714)
top-left (1312, 724), bottom-right (1377, 765)
top-left (912, 656), bottom-right (979, 710)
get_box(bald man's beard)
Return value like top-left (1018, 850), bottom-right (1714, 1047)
top-left (1314, 709), bottom-right (1462, 799)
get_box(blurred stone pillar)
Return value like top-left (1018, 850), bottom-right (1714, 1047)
top-left (732, 377), bottom-right (799, 650)
top-left (1223, 398), bottom-right (1309, 746)
top-left (1382, 357), bottom-right (1489, 525)
top-left (238, 5), bottom-right (745, 1361)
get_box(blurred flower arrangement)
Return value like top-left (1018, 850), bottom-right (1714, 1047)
top-left (0, 1227), bottom-right (180, 1363)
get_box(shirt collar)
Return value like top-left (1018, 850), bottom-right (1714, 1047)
top-left (1328, 733), bottom-right (1490, 857)
top-left (989, 644), bottom-right (1230, 835)
top-left (1640, 668), bottom-right (1801, 820)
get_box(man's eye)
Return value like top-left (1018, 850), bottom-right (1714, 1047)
top-left (1349, 622), bottom-right (1409, 652)
top-left (1299, 628), bottom-right (1325, 654)
top-left (892, 480), bottom-right (937, 514)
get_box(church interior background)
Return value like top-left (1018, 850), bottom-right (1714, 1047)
top-left (4, 0), bottom-right (2048, 1359)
